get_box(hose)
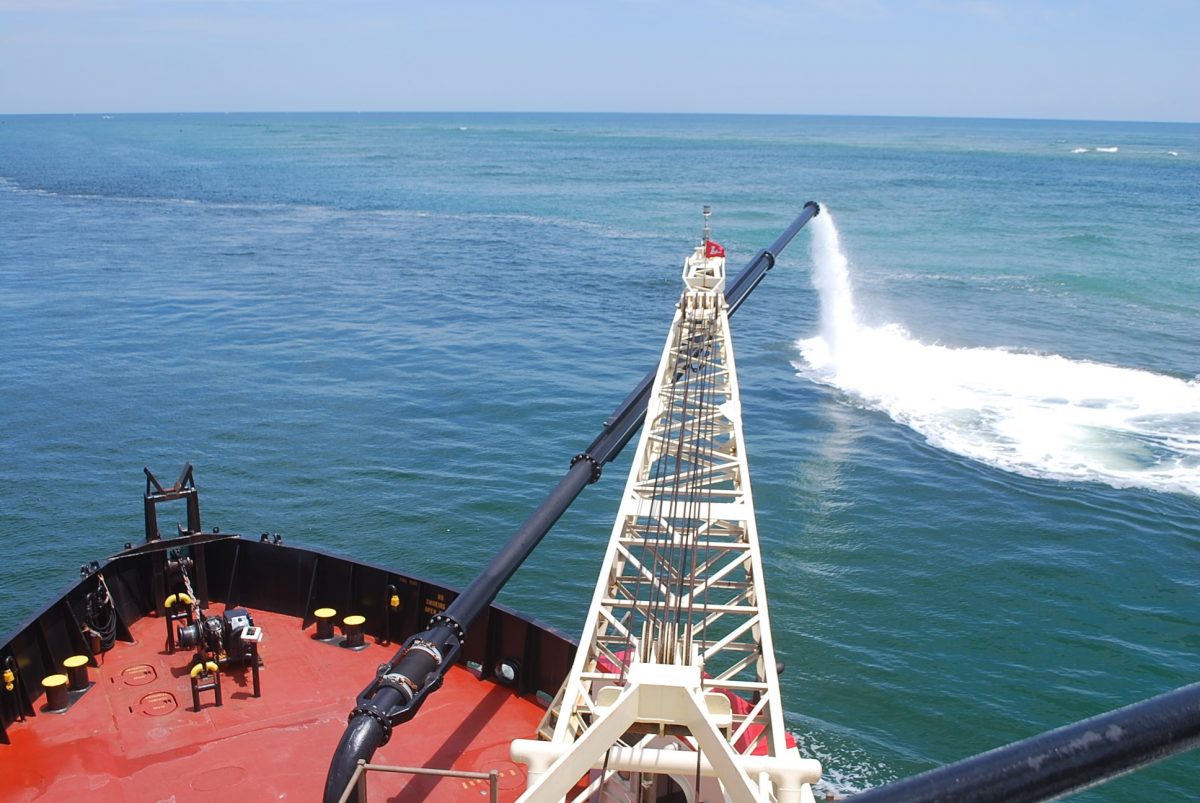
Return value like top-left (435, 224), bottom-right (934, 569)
top-left (322, 713), bottom-right (389, 803)
top-left (85, 573), bottom-right (117, 653)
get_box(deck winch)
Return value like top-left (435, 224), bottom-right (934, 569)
top-left (177, 607), bottom-right (257, 659)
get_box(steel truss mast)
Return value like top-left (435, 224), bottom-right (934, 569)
top-left (514, 212), bottom-right (821, 803)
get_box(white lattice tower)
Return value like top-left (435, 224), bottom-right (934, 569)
top-left (513, 236), bottom-right (820, 803)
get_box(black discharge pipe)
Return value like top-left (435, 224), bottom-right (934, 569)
top-left (848, 681), bottom-right (1200, 803)
top-left (323, 202), bottom-right (820, 803)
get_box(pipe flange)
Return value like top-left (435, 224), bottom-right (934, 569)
top-left (430, 614), bottom-right (466, 645)
top-left (350, 704), bottom-right (394, 745)
top-left (570, 453), bottom-right (603, 484)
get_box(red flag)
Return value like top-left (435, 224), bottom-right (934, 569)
top-left (705, 239), bottom-right (725, 258)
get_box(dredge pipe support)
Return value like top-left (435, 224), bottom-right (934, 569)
top-left (324, 626), bottom-right (458, 803)
top-left (322, 203), bottom-right (820, 803)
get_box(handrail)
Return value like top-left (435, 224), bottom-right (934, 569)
top-left (336, 759), bottom-right (499, 803)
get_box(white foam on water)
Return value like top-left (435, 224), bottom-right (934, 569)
top-left (1071, 147), bottom-right (1089, 153)
top-left (794, 210), bottom-right (1200, 496)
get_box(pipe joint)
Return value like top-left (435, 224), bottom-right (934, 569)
top-left (407, 639), bottom-right (444, 665)
top-left (349, 703), bottom-right (394, 745)
top-left (570, 452), bottom-right (603, 483)
top-left (377, 671), bottom-right (419, 701)
top-left (429, 613), bottom-right (466, 645)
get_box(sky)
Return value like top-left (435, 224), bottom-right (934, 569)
top-left (1, 0), bottom-right (1197, 122)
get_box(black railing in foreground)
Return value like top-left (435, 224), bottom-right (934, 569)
top-left (848, 680), bottom-right (1200, 803)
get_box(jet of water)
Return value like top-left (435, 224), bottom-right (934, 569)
top-left (795, 209), bottom-right (1200, 496)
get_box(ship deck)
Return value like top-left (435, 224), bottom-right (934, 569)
top-left (2, 603), bottom-right (544, 802)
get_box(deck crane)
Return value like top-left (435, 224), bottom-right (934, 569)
top-left (512, 207), bottom-right (821, 802)
top-left (325, 203), bottom-right (821, 803)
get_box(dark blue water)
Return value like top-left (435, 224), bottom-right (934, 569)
top-left (2, 113), bottom-right (1198, 798)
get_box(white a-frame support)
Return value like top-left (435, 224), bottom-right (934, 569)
top-left (513, 235), bottom-right (821, 802)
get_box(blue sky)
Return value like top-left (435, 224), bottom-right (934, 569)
top-left (1, 0), bottom-right (1196, 121)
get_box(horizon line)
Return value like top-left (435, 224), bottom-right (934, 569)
top-left (2, 109), bottom-right (1198, 126)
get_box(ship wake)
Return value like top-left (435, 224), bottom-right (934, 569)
top-left (793, 209), bottom-right (1200, 497)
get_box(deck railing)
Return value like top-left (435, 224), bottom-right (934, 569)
top-left (336, 759), bottom-right (499, 803)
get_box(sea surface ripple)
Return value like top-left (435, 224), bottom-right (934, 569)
top-left (1, 113), bottom-right (1198, 799)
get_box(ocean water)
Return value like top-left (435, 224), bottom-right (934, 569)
top-left (1, 112), bottom-right (1198, 799)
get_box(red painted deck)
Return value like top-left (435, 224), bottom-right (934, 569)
top-left (1, 605), bottom-right (544, 802)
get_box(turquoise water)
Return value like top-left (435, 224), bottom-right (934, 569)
top-left (2, 113), bottom-right (1198, 798)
